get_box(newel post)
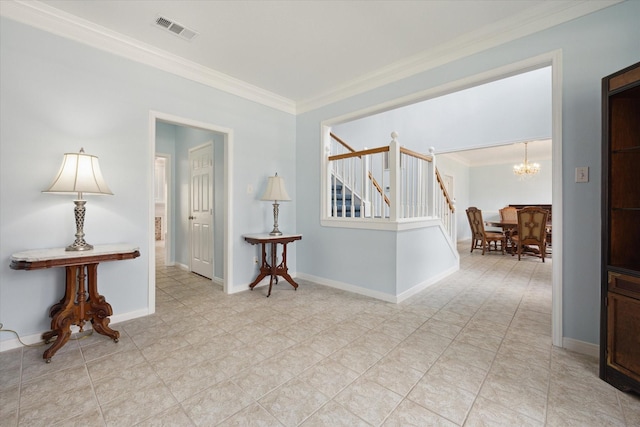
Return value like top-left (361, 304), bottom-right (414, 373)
top-left (389, 132), bottom-right (400, 221)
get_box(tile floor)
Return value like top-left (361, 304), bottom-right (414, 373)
top-left (1, 242), bottom-right (639, 426)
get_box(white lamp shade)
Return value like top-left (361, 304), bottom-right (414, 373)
top-left (260, 175), bottom-right (291, 201)
top-left (43, 150), bottom-right (113, 196)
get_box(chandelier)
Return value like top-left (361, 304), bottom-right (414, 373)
top-left (513, 141), bottom-right (540, 177)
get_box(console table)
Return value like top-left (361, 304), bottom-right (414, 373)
top-left (10, 244), bottom-right (140, 362)
top-left (244, 234), bottom-right (301, 297)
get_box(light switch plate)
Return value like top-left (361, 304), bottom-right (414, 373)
top-left (575, 167), bottom-right (589, 183)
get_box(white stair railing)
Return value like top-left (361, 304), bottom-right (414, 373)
top-left (327, 132), bottom-right (455, 239)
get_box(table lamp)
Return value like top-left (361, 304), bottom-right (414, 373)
top-left (261, 173), bottom-right (291, 236)
top-left (43, 148), bottom-right (113, 251)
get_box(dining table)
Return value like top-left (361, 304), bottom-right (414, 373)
top-left (485, 219), bottom-right (552, 255)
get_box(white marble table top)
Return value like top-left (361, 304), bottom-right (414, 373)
top-left (243, 233), bottom-right (302, 241)
top-left (11, 244), bottom-right (139, 262)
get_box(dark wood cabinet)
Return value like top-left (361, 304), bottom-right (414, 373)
top-left (601, 62), bottom-right (640, 393)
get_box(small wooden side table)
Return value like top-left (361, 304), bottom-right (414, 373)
top-left (10, 244), bottom-right (140, 362)
top-left (244, 234), bottom-right (302, 297)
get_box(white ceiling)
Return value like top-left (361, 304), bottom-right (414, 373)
top-left (5, 0), bottom-right (620, 111)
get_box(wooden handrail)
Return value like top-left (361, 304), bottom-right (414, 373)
top-left (369, 171), bottom-right (391, 206)
top-left (400, 146), bottom-right (433, 162)
top-left (330, 132), bottom-right (358, 154)
top-left (435, 169), bottom-right (455, 213)
top-left (329, 134), bottom-right (390, 207)
top-left (329, 133), bottom-right (454, 232)
top-left (328, 146), bottom-right (389, 161)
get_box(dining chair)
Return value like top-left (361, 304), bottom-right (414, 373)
top-left (499, 206), bottom-right (518, 252)
top-left (466, 207), bottom-right (506, 255)
top-left (511, 206), bottom-right (549, 262)
top-left (499, 206), bottom-right (518, 222)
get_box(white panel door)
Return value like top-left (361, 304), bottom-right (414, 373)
top-left (189, 143), bottom-right (214, 279)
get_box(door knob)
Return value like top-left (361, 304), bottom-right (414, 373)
top-left (189, 216), bottom-right (195, 220)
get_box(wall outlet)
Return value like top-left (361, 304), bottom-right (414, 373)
top-left (253, 256), bottom-right (259, 265)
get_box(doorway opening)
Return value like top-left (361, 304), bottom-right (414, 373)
top-left (148, 111), bottom-right (234, 314)
top-left (322, 51), bottom-right (562, 347)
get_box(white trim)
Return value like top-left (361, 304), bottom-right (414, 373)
top-left (550, 51), bottom-right (564, 349)
top-left (320, 217), bottom-right (441, 231)
top-left (396, 264), bottom-right (460, 303)
top-left (149, 111), bottom-right (234, 312)
top-left (175, 262), bottom-right (190, 272)
top-left (1, 0), bottom-right (295, 114)
top-left (296, 273), bottom-right (398, 303)
top-left (563, 337), bottom-right (599, 358)
top-left (0, 330), bottom-right (46, 352)
top-left (0, 309), bottom-right (148, 352)
top-left (296, 265), bottom-right (458, 304)
top-left (323, 51), bottom-right (560, 128)
top-left (155, 153), bottom-right (172, 265)
top-left (321, 51), bottom-right (564, 348)
top-left (1, 0), bottom-right (619, 114)
top-left (297, 1), bottom-right (620, 113)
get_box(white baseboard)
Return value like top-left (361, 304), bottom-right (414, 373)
top-left (396, 264), bottom-right (460, 303)
top-left (110, 308), bottom-right (151, 325)
top-left (296, 264), bottom-right (459, 304)
top-left (0, 308), bottom-right (151, 353)
top-left (0, 330), bottom-right (49, 352)
top-left (296, 273), bottom-right (398, 303)
top-left (562, 337), bottom-right (599, 358)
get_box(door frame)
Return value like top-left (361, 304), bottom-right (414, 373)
top-left (148, 111), bottom-right (233, 314)
top-left (188, 142), bottom-right (214, 279)
top-left (321, 50), bottom-right (563, 348)
top-left (155, 153), bottom-right (172, 265)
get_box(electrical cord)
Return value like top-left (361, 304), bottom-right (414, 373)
top-left (0, 322), bottom-right (93, 347)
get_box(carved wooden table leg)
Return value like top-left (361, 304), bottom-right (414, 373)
top-left (244, 234), bottom-right (302, 297)
top-left (10, 244), bottom-right (140, 363)
top-left (275, 241), bottom-right (298, 291)
top-left (249, 242), bottom-right (270, 290)
top-left (87, 263), bottom-right (119, 342)
top-left (42, 265), bottom-right (78, 362)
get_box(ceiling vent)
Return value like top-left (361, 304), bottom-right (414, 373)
top-left (154, 16), bottom-right (198, 41)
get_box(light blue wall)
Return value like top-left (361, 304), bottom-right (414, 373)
top-left (0, 17), bottom-right (296, 344)
top-left (435, 155), bottom-right (471, 241)
top-left (297, 1), bottom-right (640, 345)
top-left (396, 227), bottom-right (458, 295)
top-left (332, 67), bottom-right (552, 152)
top-left (1, 2), bottom-right (638, 348)
top-left (469, 159), bottom-right (552, 219)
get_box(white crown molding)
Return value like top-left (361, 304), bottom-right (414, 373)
top-left (0, 0), bottom-right (297, 114)
top-left (1, 0), bottom-right (621, 115)
top-left (296, 0), bottom-right (622, 113)
top-left (440, 153), bottom-right (472, 168)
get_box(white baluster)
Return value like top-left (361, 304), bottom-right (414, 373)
top-left (389, 132), bottom-right (400, 222)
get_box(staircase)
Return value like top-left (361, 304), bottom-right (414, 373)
top-left (332, 181), bottom-right (362, 217)
top-left (327, 132), bottom-right (457, 242)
